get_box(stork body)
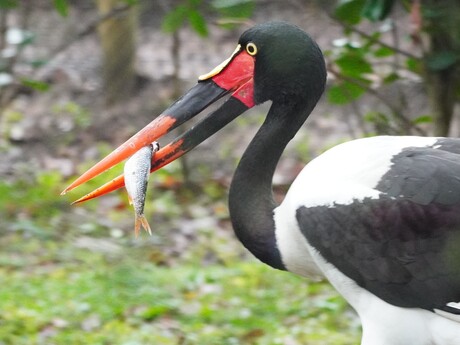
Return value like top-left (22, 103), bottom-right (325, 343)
top-left (65, 22), bottom-right (460, 344)
top-left (273, 136), bottom-right (460, 345)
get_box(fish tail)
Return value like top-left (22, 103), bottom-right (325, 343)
top-left (134, 214), bottom-right (152, 236)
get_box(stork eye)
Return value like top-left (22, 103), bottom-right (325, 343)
top-left (246, 42), bottom-right (258, 56)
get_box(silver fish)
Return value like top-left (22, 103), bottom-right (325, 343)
top-left (124, 142), bottom-right (159, 236)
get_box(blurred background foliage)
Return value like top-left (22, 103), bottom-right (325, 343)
top-left (0, 0), bottom-right (459, 344)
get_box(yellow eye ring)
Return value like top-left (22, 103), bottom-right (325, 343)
top-left (246, 42), bottom-right (258, 56)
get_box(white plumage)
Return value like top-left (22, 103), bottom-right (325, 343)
top-left (275, 136), bottom-right (460, 345)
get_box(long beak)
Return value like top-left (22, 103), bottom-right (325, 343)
top-left (63, 46), bottom-right (255, 202)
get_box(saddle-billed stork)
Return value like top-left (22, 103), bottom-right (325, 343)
top-left (63, 22), bottom-right (460, 344)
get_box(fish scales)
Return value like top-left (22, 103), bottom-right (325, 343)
top-left (124, 142), bottom-right (159, 236)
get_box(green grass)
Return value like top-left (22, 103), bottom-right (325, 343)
top-left (0, 170), bottom-right (361, 345)
top-left (0, 235), bottom-right (360, 345)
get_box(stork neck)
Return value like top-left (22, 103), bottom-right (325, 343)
top-left (229, 101), bottom-right (310, 270)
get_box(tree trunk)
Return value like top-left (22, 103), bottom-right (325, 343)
top-left (96, 0), bottom-right (137, 105)
top-left (422, 0), bottom-right (460, 136)
top-left (425, 59), bottom-right (456, 137)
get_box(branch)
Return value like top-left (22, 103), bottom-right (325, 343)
top-left (331, 16), bottom-right (420, 61)
top-left (0, 2), bottom-right (133, 110)
top-left (49, 3), bottom-right (132, 58)
top-left (0, 9), bottom-right (7, 53)
top-left (327, 65), bottom-right (427, 136)
top-left (5, 2), bottom-right (31, 73)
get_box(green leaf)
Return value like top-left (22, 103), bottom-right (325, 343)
top-left (335, 0), bottom-right (365, 25)
top-left (161, 5), bottom-right (188, 33)
top-left (364, 111), bottom-right (389, 124)
top-left (362, 31), bottom-right (382, 50)
top-left (188, 10), bottom-right (208, 37)
top-left (20, 78), bottom-right (50, 92)
top-left (362, 0), bottom-right (395, 22)
top-left (19, 32), bottom-right (35, 47)
top-left (383, 72), bottom-right (399, 84)
top-left (53, 0), bottom-right (69, 17)
top-left (374, 46), bottom-right (394, 58)
top-left (30, 59), bottom-right (48, 68)
top-left (328, 81), bottom-right (366, 104)
top-left (188, 0), bottom-right (203, 6)
top-left (412, 115), bottom-right (432, 125)
top-left (212, 0), bottom-right (254, 19)
top-left (140, 305), bottom-right (176, 321)
top-left (335, 54), bottom-right (373, 77)
top-left (0, 0), bottom-right (18, 8)
top-left (406, 57), bottom-right (422, 74)
top-left (426, 51), bottom-right (459, 71)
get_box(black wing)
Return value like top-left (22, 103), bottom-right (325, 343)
top-left (297, 141), bottom-right (460, 314)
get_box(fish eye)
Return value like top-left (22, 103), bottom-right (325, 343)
top-left (246, 42), bottom-right (258, 56)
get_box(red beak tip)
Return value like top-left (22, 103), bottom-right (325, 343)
top-left (61, 183), bottom-right (78, 195)
top-left (71, 196), bottom-right (86, 205)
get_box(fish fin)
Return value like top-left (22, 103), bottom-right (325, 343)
top-left (128, 194), bottom-right (133, 206)
top-left (134, 217), bottom-right (141, 238)
top-left (134, 214), bottom-right (152, 236)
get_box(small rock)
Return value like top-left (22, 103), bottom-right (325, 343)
top-left (81, 314), bottom-right (101, 332)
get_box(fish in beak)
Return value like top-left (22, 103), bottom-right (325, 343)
top-left (124, 142), bottom-right (159, 237)
top-left (62, 44), bottom-right (256, 203)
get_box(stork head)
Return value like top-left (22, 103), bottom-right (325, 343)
top-left (62, 22), bottom-right (326, 202)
